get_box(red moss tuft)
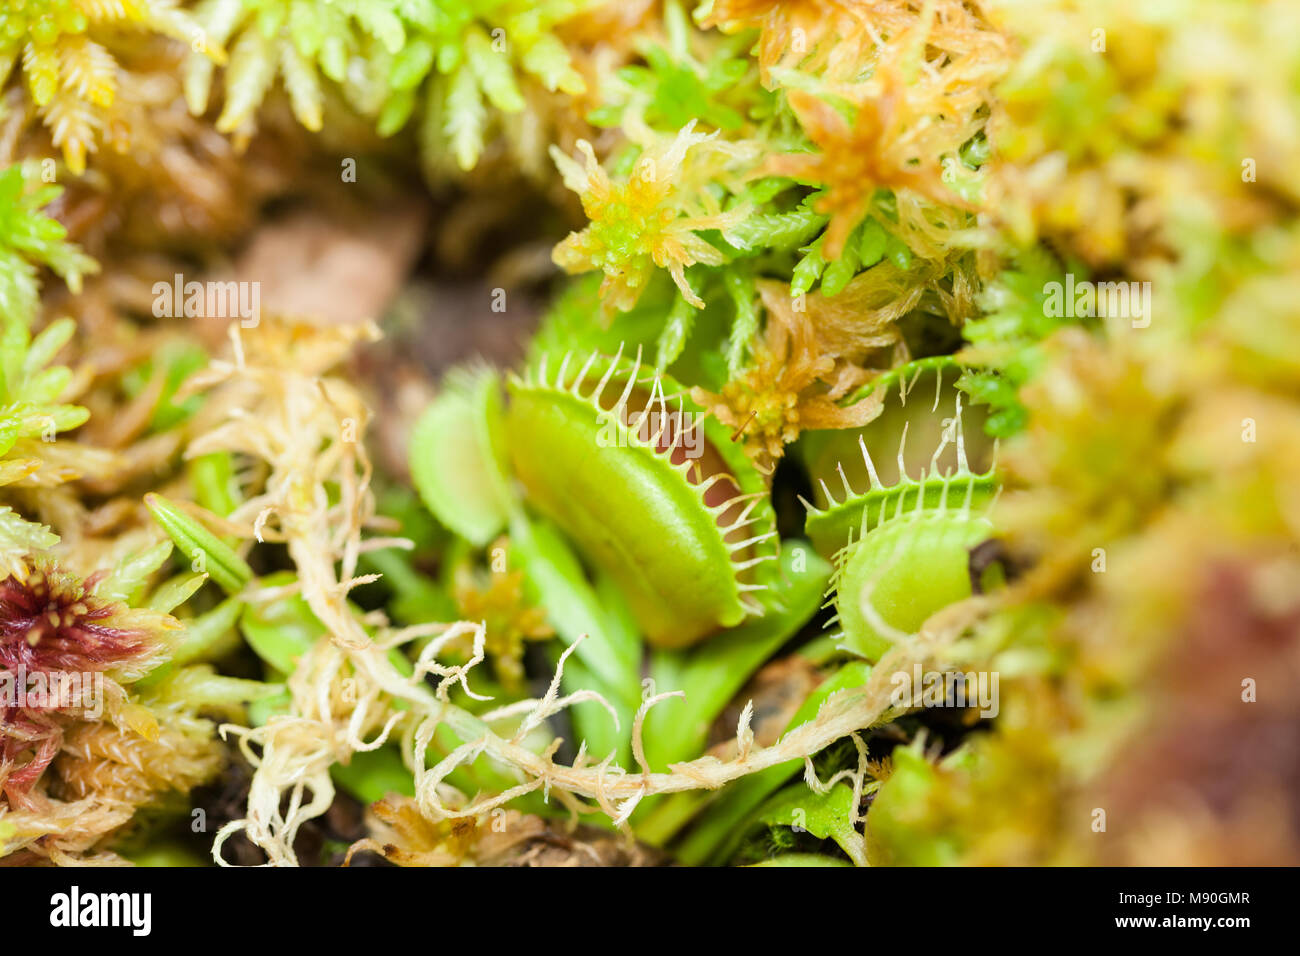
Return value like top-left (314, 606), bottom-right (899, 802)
top-left (0, 566), bottom-right (156, 675)
top-left (0, 705), bottom-right (63, 802)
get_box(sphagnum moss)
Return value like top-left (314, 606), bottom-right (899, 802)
top-left (0, 0), bottom-right (1296, 870)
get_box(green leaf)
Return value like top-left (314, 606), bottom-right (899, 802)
top-left (378, 87), bottom-right (418, 136)
top-left (154, 667), bottom-right (283, 712)
top-left (95, 540), bottom-right (174, 603)
top-left (248, 689), bottom-right (293, 726)
top-left (821, 240), bottom-right (861, 296)
top-left (137, 595), bottom-right (245, 689)
top-left (508, 510), bottom-right (641, 701)
top-left (331, 746), bottom-right (414, 804)
top-left (465, 27), bottom-right (523, 113)
top-left (287, 0), bottom-right (324, 57)
top-left (791, 235), bottom-right (827, 297)
top-left (22, 318), bottom-right (75, 377)
top-left (521, 34), bottom-right (583, 94)
top-left (408, 369), bottom-right (512, 547)
top-left (724, 267), bottom-right (759, 376)
top-left (655, 293), bottom-right (697, 370)
top-left (885, 233), bottom-right (912, 271)
top-left (143, 494), bottom-right (253, 595)
top-left (280, 37), bottom-right (323, 131)
top-left (320, 35), bottom-right (348, 84)
top-left (726, 206), bottom-right (826, 253)
top-left (641, 540), bottom-right (831, 772)
top-left (189, 452), bottom-right (242, 519)
top-left (757, 780), bottom-right (866, 866)
top-left (444, 62), bottom-right (486, 171)
top-left (146, 571), bottom-right (208, 614)
top-left (239, 571), bottom-right (413, 679)
top-left (217, 24), bottom-right (276, 133)
top-left (668, 659), bottom-right (872, 861)
top-left (748, 853), bottom-right (852, 867)
top-left (856, 217), bottom-right (888, 268)
top-left (239, 586), bottom-right (323, 675)
top-left (390, 37), bottom-right (435, 91)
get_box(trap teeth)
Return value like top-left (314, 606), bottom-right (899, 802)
top-left (860, 434), bottom-right (884, 490)
top-left (506, 350), bottom-right (779, 649)
top-left (802, 360), bottom-right (997, 558)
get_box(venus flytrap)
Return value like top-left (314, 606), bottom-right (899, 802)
top-left (145, 311), bottom-right (987, 856)
top-left (505, 346), bottom-right (780, 648)
top-left (830, 497), bottom-right (996, 662)
top-left (800, 362), bottom-right (1002, 662)
top-left (406, 344), bottom-right (845, 788)
top-left (801, 358), bottom-right (998, 557)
